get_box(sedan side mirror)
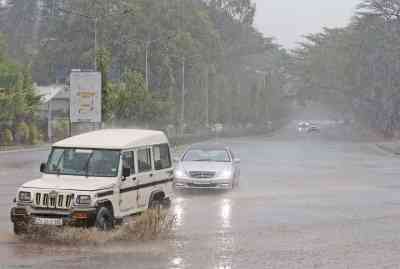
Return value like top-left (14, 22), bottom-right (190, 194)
top-left (234, 158), bottom-right (241, 163)
top-left (122, 167), bottom-right (131, 178)
top-left (40, 163), bottom-right (47, 173)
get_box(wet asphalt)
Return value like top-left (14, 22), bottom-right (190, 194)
top-left (2, 131), bottom-right (400, 268)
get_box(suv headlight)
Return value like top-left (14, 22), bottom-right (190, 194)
top-left (18, 191), bottom-right (32, 202)
top-left (76, 195), bottom-right (91, 205)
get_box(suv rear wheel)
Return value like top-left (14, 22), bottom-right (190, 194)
top-left (95, 207), bottom-right (114, 231)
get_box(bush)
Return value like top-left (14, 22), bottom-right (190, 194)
top-left (15, 122), bottom-right (29, 144)
top-left (2, 128), bottom-right (14, 145)
top-left (54, 120), bottom-right (70, 141)
top-left (28, 124), bottom-right (40, 145)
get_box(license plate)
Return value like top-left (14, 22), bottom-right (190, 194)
top-left (34, 217), bottom-right (63, 226)
top-left (195, 181), bottom-right (210, 185)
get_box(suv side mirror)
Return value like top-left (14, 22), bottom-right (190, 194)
top-left (40, 163), bottom-right (47, 173)
top-left (122, 167), bottom-right (131, 178)
top-left (234, 158), bottom-right (241, 163)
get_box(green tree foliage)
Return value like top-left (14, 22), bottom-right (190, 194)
top-left (292, 0), bottom-right (400, 136)
top-left (0, 32), bottom-right (41, 143)
top-left (108, 71), bottom-right (169, 125)
top-left (1, 0), bottom-right (291, 129)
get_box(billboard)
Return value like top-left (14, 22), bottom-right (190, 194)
top-left (70, 71), bottom-right (102, 123)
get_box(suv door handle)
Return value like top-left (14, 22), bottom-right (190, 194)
top-left (132, 177), bottom-right (137, 181)
top-left (149, 173), bottom-right (153, 177)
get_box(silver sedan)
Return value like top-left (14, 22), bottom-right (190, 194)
top-left (174, 144), bottom-right (240, 190)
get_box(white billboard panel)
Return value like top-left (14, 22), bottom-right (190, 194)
top-left (70, 71), bottom-right (102, 123)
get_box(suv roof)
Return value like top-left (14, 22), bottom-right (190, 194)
top-left (53, 129), bottom-right (168, 149)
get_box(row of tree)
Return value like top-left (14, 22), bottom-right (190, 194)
top-left (0, 33), bottom-right (41, 145)
top-left (0, 0), bottom-right (292, 130)
top-left (292, 0), bottom-right (400, 137)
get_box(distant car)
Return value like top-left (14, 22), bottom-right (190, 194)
top-left (174, 144), bottom-right (240, 190)
top-left (297, 121), bottom-right (310, 132)
top-left (307, 124), bottom-right (320, 133)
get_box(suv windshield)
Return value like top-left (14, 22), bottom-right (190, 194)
top-left (183, 149), bottom-right (231, 163)
top-left (46, 148), bottom-right (120, 177)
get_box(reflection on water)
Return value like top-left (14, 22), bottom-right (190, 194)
top-left (215, 264), bottom-right (232, 269)
top-left (170, 257), bottom-right (183, 268)
top-left (173, 197), bottom-right (185, 227)
top-left (216, 198), bottom-right (234, 269)
top-left (220, 199), bottom-right (232, 229)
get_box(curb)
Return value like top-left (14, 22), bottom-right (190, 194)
top-left (0, 146), bottom-right (50, 155)
top-left (375, 143), bottom-right (400, 155)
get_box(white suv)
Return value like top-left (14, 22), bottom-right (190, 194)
top-left (10, 129), bottom-right (174, 234)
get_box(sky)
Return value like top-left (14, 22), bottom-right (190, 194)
top-left (254, 0), bottom-right (360, 49)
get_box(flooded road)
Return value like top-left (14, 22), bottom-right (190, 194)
top-left (2, 134), bottom-right (400, 268)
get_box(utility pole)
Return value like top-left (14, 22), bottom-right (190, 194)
top-left (94, 17), bottom-right (98, 71)
top-left (48, 101), bottom-right (52, 143)
top-left (51, 0), bottom-right (55, 16)
top-left (205, 65), bottom-right (209, 127)
top-left (180, 57), bottom-right (185, 135)
top-left (145, 42), bottom-right (149, 89)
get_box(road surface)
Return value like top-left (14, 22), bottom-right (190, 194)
top-left (1, 132), bottom-right (400, 268)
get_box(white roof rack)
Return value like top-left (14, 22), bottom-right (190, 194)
top-left (53, 129), bottom-right (168, 149)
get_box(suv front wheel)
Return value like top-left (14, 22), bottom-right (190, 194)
top-left (13, 222), bottom-right (28, 235)
top-left (95, 207), bottom-right (114, 231)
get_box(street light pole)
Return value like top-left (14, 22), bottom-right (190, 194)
top-left (94, 17), bottom-right (98, 71)
top-left (181, 56), bottom-right (185, 135)
top-left (205, 65), bottom-right (209, 127)
top-left (145, 42), bottom-right (149, 89)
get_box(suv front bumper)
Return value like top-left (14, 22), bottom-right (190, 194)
top-left (10, 205), bottom-right (98, 228)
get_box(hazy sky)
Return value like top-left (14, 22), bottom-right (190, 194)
top-left (254, 0), bottom-right (360, 49)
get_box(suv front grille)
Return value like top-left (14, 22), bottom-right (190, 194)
top-left (34, 192), bottom-right (74, 209)
top-left (189, 171), bottom-right (216, 179)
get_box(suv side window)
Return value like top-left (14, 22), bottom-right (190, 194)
top-left (122, 151), bottom-right (135, 175)
top-left (153, 144), bottom-right (172, 170)
top-left (138, 148), bottom-right (152, 173)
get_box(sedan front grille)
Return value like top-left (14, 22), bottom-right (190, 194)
top-left (34, 192), bottom-right (74, 209)
top-left (189, 171), bottom-right (216, 179)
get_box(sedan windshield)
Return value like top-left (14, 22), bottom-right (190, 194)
top-left (46, 148), bottom-right (120, 177)
top-left (183, 149), bottom-right (231, 162)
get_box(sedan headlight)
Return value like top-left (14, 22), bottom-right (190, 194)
top-left (76, 195), bottom-right (91, 205)
top-left (219, 169), bottom-right (234, 179)
top-left (18, 191), bottom-right (32, 202)
top-left (174, 168), bottom-right (187, 178)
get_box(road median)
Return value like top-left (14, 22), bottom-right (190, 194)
top-left (0, 144), bottom-right (50, 154)
top-left (376, 142), bottom-right (400, 155)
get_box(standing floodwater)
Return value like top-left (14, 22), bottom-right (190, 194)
top-left (2, 129), bottom-right (400, 268)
